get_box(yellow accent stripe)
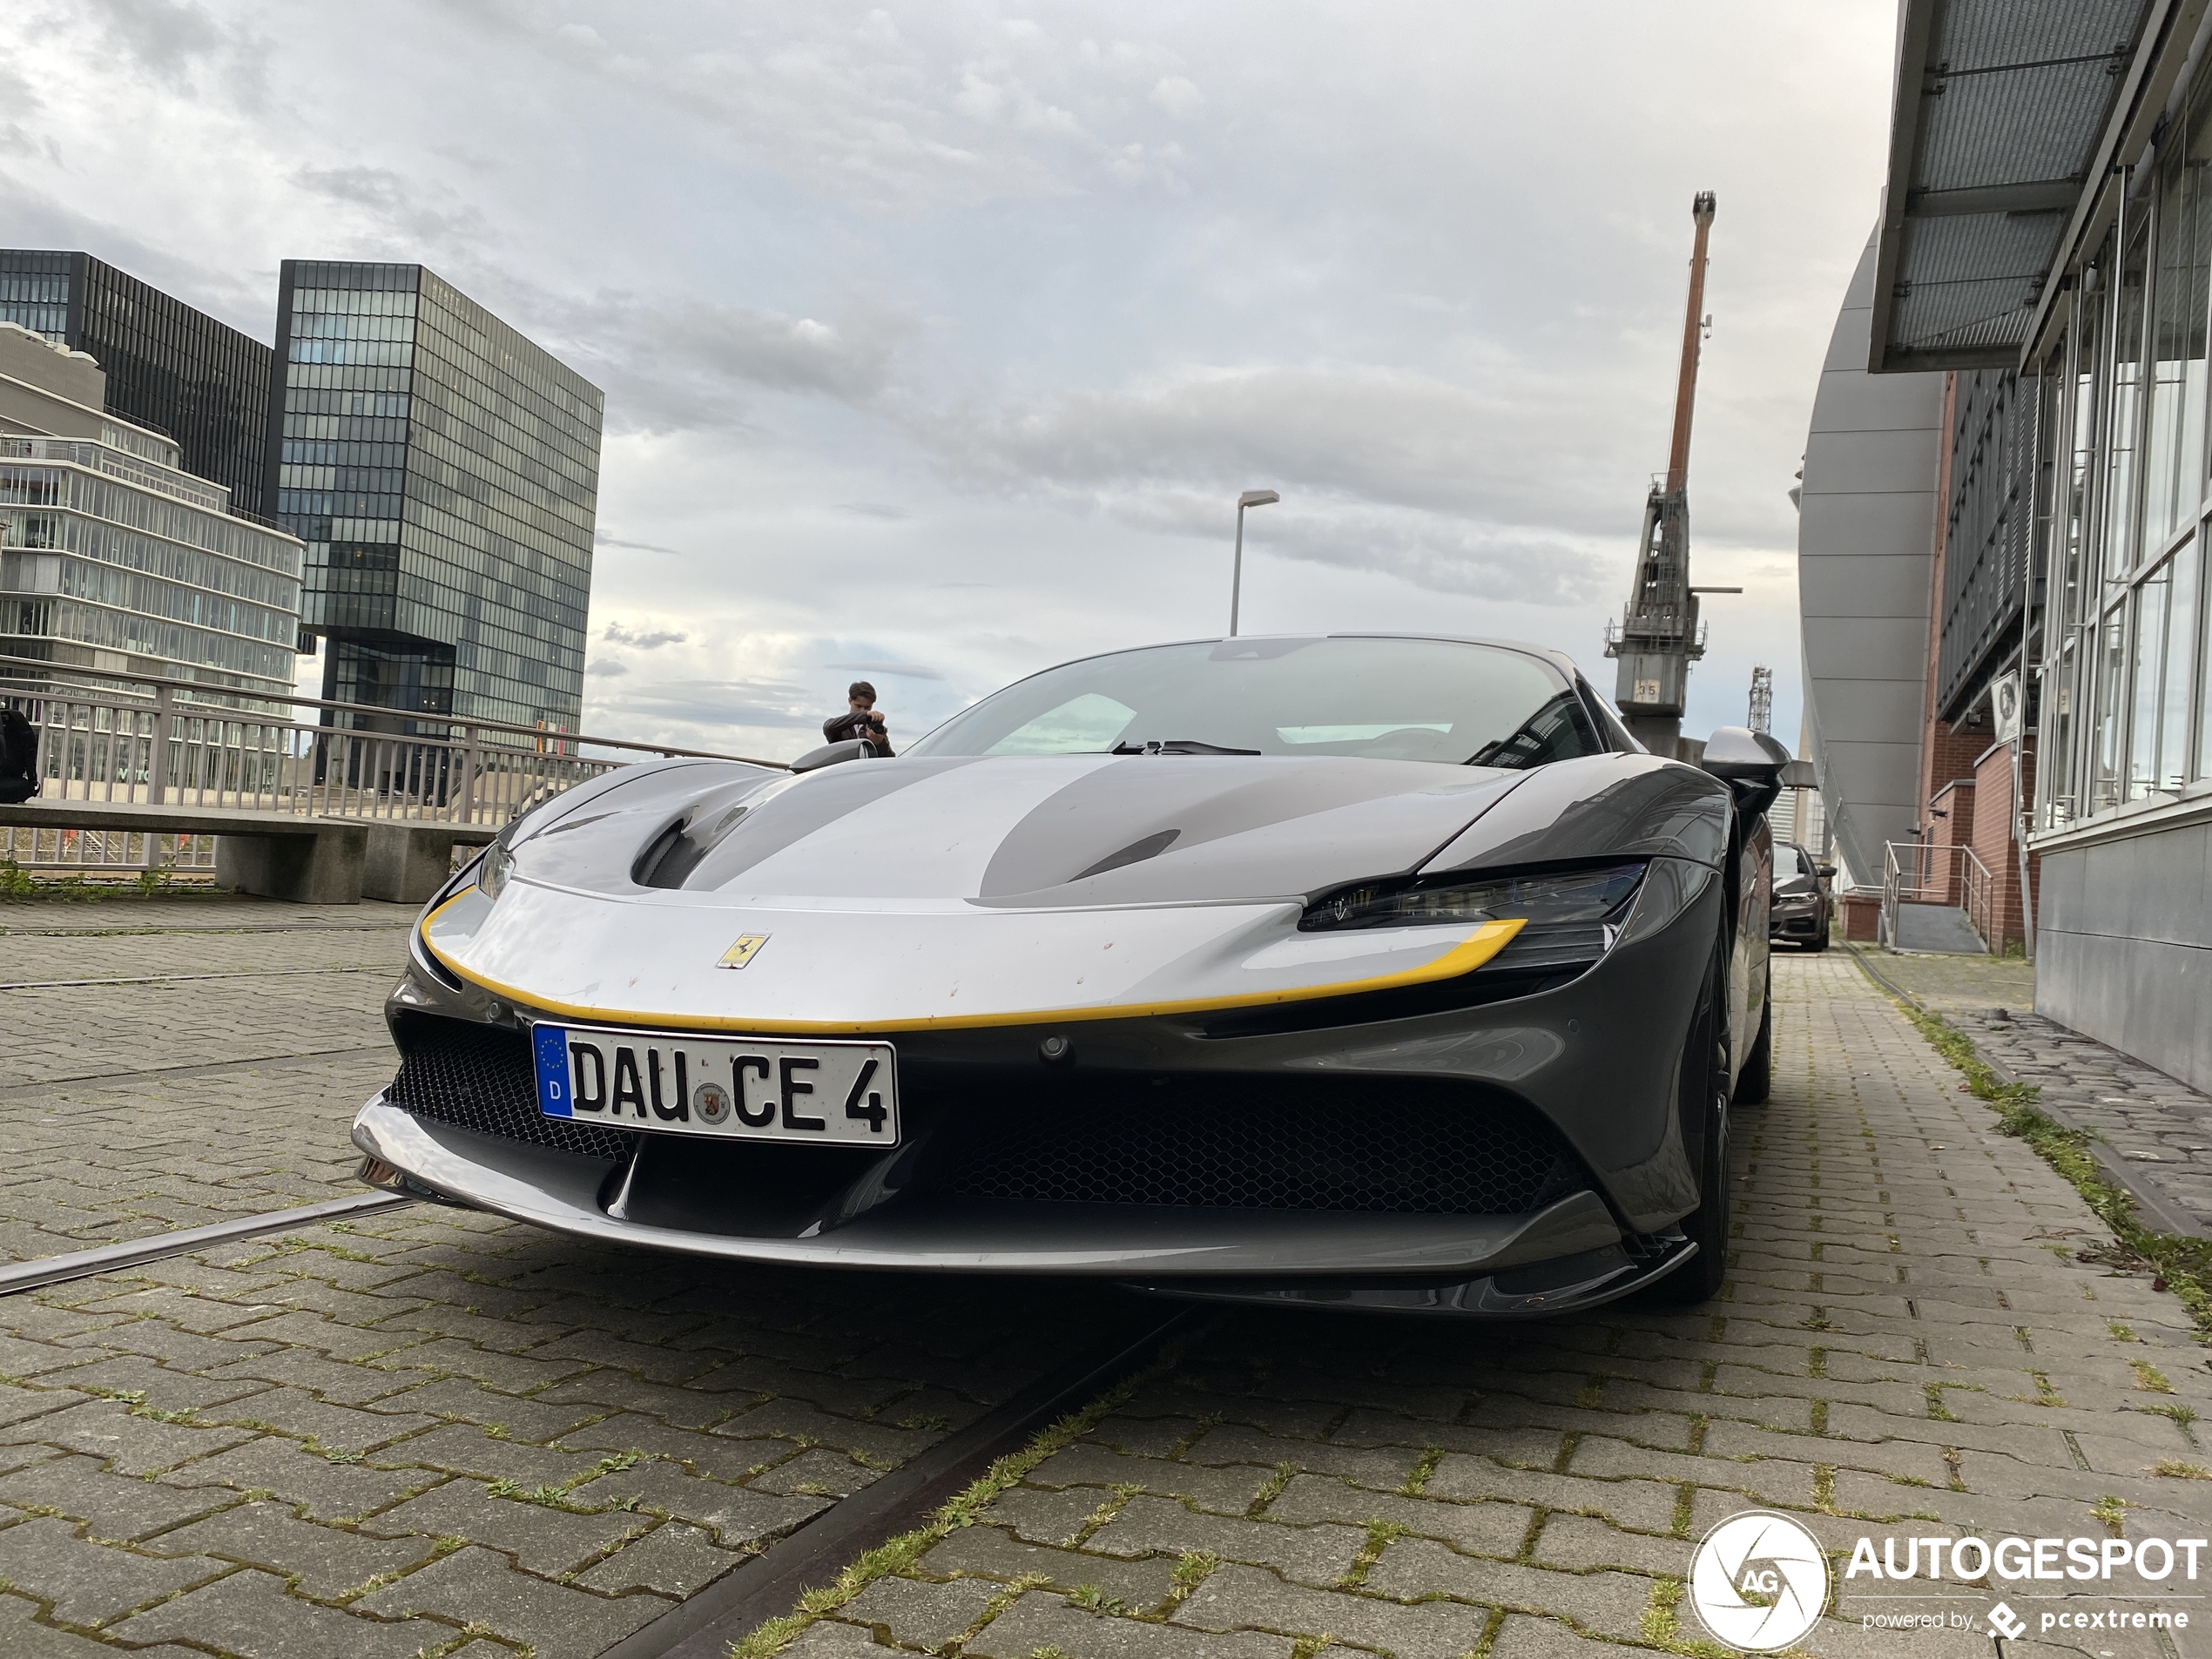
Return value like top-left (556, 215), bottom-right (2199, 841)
top-left (417, 897), bottom-right (1524, 1035)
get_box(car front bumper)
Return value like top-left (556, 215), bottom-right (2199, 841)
top-left (353, 859), bottom-right (1723, 1313)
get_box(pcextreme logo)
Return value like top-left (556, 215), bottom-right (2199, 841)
top-left (1689, 1511), bottom-right (1831, 1652)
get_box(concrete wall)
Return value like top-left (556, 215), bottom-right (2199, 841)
top-left (0, 320), bottom-right (104, 440)
top-left (1797, 231), bottom-right (1946, 889)
top-left (2038, 821), bottom-right (2212, 1091)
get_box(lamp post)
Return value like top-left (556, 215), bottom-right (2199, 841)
top-left (1230, 489), bottom-right (1278, 636)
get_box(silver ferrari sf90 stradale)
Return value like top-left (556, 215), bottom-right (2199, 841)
top-left (354, 635), bottom-right (1784, 1318)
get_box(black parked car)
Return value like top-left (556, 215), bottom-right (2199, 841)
top-left (1769, 841), bottom-right (1833, 951)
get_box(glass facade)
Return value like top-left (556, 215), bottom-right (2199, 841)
top-left (270, 262), bottom-right (600, 736)
top-left (2031, 59), bottom-right (2212, 833)
top-left (0, 250), bottom-right (274, 520)
top-left (0, 436), bottom-right (303, 697)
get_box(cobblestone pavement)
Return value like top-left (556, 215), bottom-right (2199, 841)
top-left (0, 895), bottom-right (415, 1258)
top-left (1856, 948), bottom-right (2212, 1239)
top-left (0, 897), bottom-right (1136, 1657)
top-left (774, 954), bottom-right (2212, 1659)
top-left (6, 916), bottom-right (2212, 1659)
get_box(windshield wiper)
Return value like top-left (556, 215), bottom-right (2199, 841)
top-left (1109, 739), bottom-right (1263, 756)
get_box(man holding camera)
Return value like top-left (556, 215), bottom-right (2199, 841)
top-left (822, 681), bottom-right (894, 756)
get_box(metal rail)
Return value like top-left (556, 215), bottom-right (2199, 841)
top-left (0, 1192), bottom-right (412, 1296)
top-left (0, 651), bottom-right (790, 874)
top-left (604, 1305), bottom-right (1196, 1659)
top-left (1879, 839), bottom-right (1998, 952)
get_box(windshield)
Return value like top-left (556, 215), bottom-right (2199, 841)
top-left (1773, 844), bottom-right (1805, 880)
top-left (906, 637), bottom-right (1604, 767)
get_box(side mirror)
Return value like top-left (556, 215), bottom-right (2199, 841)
top-left (1699, 725), bottom-right (1790, 819)
top-left (790, 737), bottom-right (879, 774)
top-left (1815, 862), bottom-right (1837, 880)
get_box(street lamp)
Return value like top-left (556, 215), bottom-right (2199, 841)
top-left (1230, 489), bottom-right (1279, 637)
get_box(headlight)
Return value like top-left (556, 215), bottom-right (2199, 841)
top-left (1303, 861), bottom-right (1646, 932)
top-left (477, 832), bottom-right (516, 900)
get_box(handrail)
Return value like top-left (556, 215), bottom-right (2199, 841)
top-left (0, 651), bottom-right (790, 770)
top-left (1879, 840), bottom-right (1998, 954)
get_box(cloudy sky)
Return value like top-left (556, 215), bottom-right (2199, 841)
top-left (5, 1), bottom-right (1896, 759)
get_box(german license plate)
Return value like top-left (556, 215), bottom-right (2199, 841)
top-left (533, 1023), bottom-right (898, 1146)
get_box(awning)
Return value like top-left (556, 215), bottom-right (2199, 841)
top-left (1869, 0), bottom-right (2161, 373)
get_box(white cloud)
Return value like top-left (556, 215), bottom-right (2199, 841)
top-left (5, 0), bottom-right (1891, 761)
top-left (1149, 75), bottom-right (1202, 118)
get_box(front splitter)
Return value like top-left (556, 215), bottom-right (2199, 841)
top-left (352, 1093), bottom-right (1628, 1279)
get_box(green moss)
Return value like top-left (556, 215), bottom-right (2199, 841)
top-left (728, 1336), bottom-right (1190, 1659)
top-left (1866, 971), bottom-right (2212, 1346)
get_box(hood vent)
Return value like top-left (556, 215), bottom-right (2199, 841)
top-left (1073, 828), bottom-right (1179, 880)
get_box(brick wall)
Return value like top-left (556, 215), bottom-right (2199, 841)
top-left (1970, 737), bottom-right (2039, 951)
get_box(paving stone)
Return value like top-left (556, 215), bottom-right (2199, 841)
top-left (144, 1499), bottom-right (435, 1598)
top-left (0, 1451), bottom-right (233, 1540)
top-left (564, 1460), bottom-right (830, 1545)
top-left (1029, 1443), bottom-right (1275, 1513)
top-left (104, 1563), bottom-right (445, 1658)
top-left (1083, 1494), bottom-right (1366, 1584)
top-left (1364, 1541), bottom-right (1656, 1642)
top-left (752, 1445), bottom-right (882, 1497)
top-left (1174, 1561), bottom-right (1494, 1658)
top-left (1264, 1474), bottom-right (1534, 1554)
top-left (0, 1591), bottom-right (208, 1657)
top-left (0, 1512), bottom-right (226, 1624)
top-left (0, 1397), bottom-right (257, 1474)
top-left (364, 1478), bottom-right (651, 1574)
top-left (987, 1482), bottom-right (1116, 1545)
top-left (925, 1523), bottom-right (1181, 1603)
top-left (26, 1353), bottom-right (271, 1413)
top-left (192, 1385), bottom-right (440, 1454)
top-left (386, 1420), bottom-right (610, 1487)
top-left (975, 1588), bottom-right (1297, 1659)
top-left (1182, 1424), bottom-right (1420, 1488)
top-left (574, 1519), bottom-right (747, 1596)
top-left (844, 1573), bottom-right (1005, 1646)
top-left (379, 1374), bottom-right (603, 1440)
top-left (157, 1435), bottom-right (428, 1519)
top-left (784, 1621), bottom-right (904, 1659)
top-left (355, 1542), bottom-right (664, 1658)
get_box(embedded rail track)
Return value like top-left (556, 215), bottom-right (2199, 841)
top-left (0, 1180), bottom-right (1192, 1656)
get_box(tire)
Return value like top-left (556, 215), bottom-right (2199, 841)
top-left (1808, 928), bottom-right (1831, 953)
top-left (1733, 979), bottom-right (1772, 1105)
top-left (1657, 946), bottom-right (1732, 1304)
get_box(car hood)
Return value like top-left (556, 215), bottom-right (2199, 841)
top-left (416, 752), bottom-right (1716, 1032)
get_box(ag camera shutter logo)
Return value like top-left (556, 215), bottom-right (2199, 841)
top-left (1689, 1510), bottom-right (1831, 1652)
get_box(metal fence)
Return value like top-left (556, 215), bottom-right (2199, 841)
top-left (1, 653), bottom-right (786, 875)
top-left (1879, 839), bottom-right (1997, 954)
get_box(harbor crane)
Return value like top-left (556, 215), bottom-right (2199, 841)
top-left (1605, 192), bottom-right (1737, 757)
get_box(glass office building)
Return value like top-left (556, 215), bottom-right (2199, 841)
top-left (1857, 0), bottom-right (2212, 1089)
top-left (1, 323), bottom-right (302, 697)
top-left (0, 250), bottom-right (274, 519)
top-left (269, 262), bottom-right (600, 735)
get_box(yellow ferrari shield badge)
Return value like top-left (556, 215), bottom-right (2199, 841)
top-left (717, 934), bottom-right (769, 970)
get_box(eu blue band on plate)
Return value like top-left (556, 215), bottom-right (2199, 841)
top-left (534, 1024), bottom-right (572, 1116)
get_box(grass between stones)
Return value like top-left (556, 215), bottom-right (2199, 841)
top-left (1855, 953), bottom-right (2212, 1345)
top-left (727, 1333), bottom-right (1192, 1659)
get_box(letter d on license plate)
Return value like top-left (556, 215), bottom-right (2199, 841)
top-left (534, 1022), bottom-right (898, 1146)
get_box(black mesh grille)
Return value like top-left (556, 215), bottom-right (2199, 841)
top-left (388, 1018), bottom-right (631, 1161)
top-left (946, 1091), bottom-right (1580, 1214)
